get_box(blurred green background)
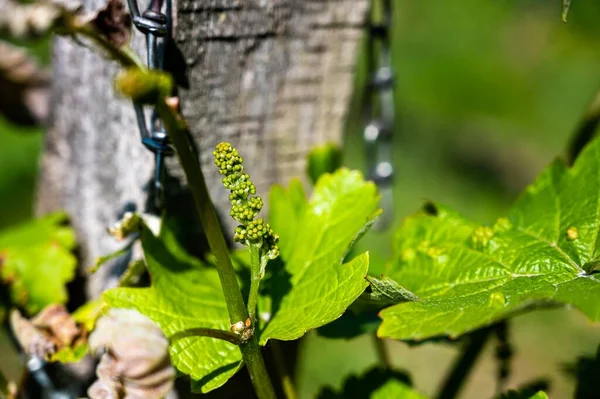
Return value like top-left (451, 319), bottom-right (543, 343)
top-left (2, 0), bottom-right (600, 397)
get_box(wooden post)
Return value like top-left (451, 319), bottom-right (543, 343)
top-left (37, 0), bottom-right (369, 297)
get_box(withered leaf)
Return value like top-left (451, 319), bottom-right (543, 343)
top-left (10, 304), bottom-right (87, 360)
top-left (0, 41), bottom-right (49, 126)
top-left (87, 309), bottom-right (174, 399)
top-left (89, 0), bottom-right (132, 48)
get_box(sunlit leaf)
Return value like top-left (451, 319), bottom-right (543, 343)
top-left (261, 169), bottom-right (380, 343)
top-left (380, 138), bottom-right (600, 340)
top-left (104, 224), bottom-right (241, 393)
top-left (0, 212), bottom-right (76, 314)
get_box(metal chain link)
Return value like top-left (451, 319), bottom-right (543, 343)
top-left (22, 4), bottom-right (176, 396)
top-left (127, 0), bottom-right (173, 210)
top-left (363, 0), bottom-right (395, 230)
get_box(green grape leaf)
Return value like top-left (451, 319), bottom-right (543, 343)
top-left (261, 169), bottom-right (380, 343)
top-left (380, 139), bottom-right (600, 341)
top-left (269, 177), bottom-right (307, 260)
top-left (317, 367), bottom-right (424, 399)
top-left (104, 224), bottom-right (241, 393)
top-left (0, 212), bottom-right (76, 314)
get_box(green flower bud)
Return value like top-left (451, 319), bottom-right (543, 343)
top-left (213, 142), bottom-right (279, 261)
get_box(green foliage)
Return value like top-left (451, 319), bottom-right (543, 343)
top-left (104, 224), bottom-right (241, 393)
top-left (379, 138), bottom-right (600, 340)
top-left (104, 168), bottom-right (380, 392)
top-left (307, 143), bottom-right (343, 185)
top-left (0, 212), bottom-right (76, 315)
top-left (261, 169), bottom-right (380, 343)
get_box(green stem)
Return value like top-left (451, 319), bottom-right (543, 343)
top-left (155, 100), bottom-right (276, 399)
top-left (73, 25), bottom-right (143, 68)
top-left (156, 101), bottom-right (247, 323)
top-left (70, 22), bottom-right (276, 398)
top-left (247, 245), bottom-right (262, 322)
top-left (436, 327), bottom-right (492, 399)
top-left (371, 333), bottom-right (392, 369)
top-left (271, 340), bottom-right (298, 399)
top-left (241, 336), bottom-right (276, 399)
top-left (169, 328), bottom-right (243, 346)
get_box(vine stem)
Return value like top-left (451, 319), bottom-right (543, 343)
top-left (435, 327), bottom-right (492, 399)
top-left (68, 19), bottom-right (277, 398)
top-left (247, 245), bottom-right (262, 322)
top-left (169, 328), bottom-right (243, 346)
top-left (155, 100), bottom-right (277, 399)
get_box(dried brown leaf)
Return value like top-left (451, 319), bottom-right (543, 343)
top-left (88, 0), bottom-right (132, 48)
top-left (10, 305), bottom-right (86, 360)
top-left (0, 41), bottom-right (49, 126)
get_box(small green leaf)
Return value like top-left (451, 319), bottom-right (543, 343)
top-left (261, 169), bottom-right (380, 343)
top-left (307, 143), bottom-right (343, 185)
top-left (269, 178), bottom-right (306, 259)
top-left (380, 138), bottom-right (600, 340)
top-left (0, 212), bottom-right (76, 314)
top-left (104, 225), bottom-right (241, 393)
top-left (364, 276), bottom-right (419, 307)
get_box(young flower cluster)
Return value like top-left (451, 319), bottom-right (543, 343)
top-left (213, 142), bottom-right (279, 259)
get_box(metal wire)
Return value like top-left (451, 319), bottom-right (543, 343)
top-left (128, 0), bottom-right (173, 209)
top-left (363, 0), bottom-right (395, 230)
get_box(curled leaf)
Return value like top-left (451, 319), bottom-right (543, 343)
top-left (10, 304), bottom-right (87, 360)
top-left (87, 308), bottom-right (175, 399)
top-left (106, 212), bottom-right (142, 241)
top-left (87, 0), bottom-right (132, 48)
top-left (0, 41), bottom-right (49, 126)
